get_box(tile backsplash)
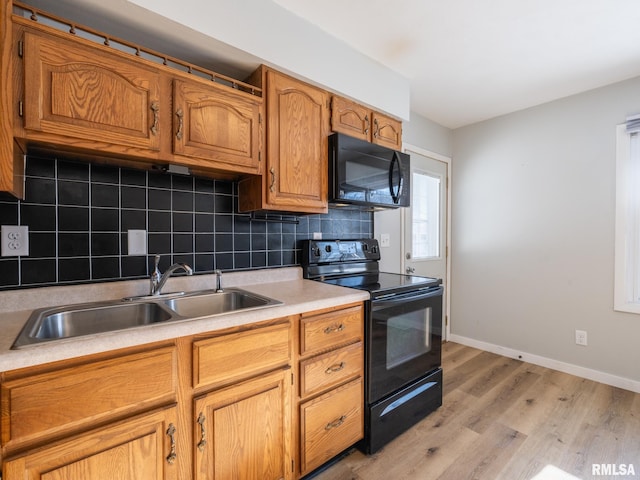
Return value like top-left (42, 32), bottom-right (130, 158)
top-left (0, 154), bottom-right (372, 290)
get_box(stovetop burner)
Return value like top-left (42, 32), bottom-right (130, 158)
top-left (322, 272), bottom-right (439, 294)
top-left (301, 239), bottom-right (441, 295)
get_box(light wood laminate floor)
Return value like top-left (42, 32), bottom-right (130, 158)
top-left (311, 342), bottom-right (640, 479)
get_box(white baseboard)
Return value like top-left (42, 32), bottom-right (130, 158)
top-left (448, 334), bottom-right (640, 394)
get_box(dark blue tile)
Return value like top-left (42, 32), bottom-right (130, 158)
top-left (58, 180), bottom-right (89, 206)
top-left (24, 177), bottom-right (56, 204)
top-left (91, 257), bottom-right (120, 279)
top-left (59, 257), bottom-right (91, 282)
top-left (58, 160), bottom-right (89, 181)
top-left (22, 204), bottom-right (56, 231)
top-left (92, 184), bottom-right (119, 208)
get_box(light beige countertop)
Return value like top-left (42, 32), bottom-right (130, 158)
top-left (0, 267), bottom-right (369, 371)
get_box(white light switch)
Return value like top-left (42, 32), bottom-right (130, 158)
top-left (1, 225), bottom-right (29, 257)
top-left (128, 229), bottom-right (147, 256)
top-left (380, 234), bottom-right (391, 247)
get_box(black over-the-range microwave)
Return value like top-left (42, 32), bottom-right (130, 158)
top-left (328, 132), bottom-right (410, 209)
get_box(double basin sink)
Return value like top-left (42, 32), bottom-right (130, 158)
top-left (12, 288), bottom-right (282, 349)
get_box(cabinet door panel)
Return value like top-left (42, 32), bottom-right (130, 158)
top-left (3, 406), bottom-right (178, 480)
top-left (330, 96), bottom-right (370, 141)
top-left (173, 79), bottom-right (261, 173)
top-left (22, 31), bottom-right (161, 151)
top-left (194, 368), bottom-right (291, 480)
top-left (265, 70), bottom-right (328, 212)
top-left (371, 112), bottom-right (402, 150)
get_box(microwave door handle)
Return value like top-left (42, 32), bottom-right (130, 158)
top-left (389, 151), bottom-right (404, 204)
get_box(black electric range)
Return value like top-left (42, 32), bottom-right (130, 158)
top-left (301, 238), bottom-right (444, 455)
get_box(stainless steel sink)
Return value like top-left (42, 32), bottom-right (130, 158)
top-left (162, 288), bottom-right (281, 318)
top-left (12, 301), bottom-right (175, 348)
top-left (11, 288), bottom-right (282, 349)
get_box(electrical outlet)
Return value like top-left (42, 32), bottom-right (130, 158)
top-left (1, 225), bottom-right (29, 257)
top-left (575, 329), bottom-right (588, 346)
top-left (313, 232), bottom-right (322, 240)
top-left (380, 233), bottom-right (391, 247)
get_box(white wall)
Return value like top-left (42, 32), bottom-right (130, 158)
top-left (374, 112), bottom-right (453, 273)
top-left (451, 76), bottom-right (640, 383)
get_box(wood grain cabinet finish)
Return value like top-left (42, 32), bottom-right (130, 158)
top-left (21, 30), bottom-right (162, 154)
top-left (331, 95), bottom-right (402, 150)
top-left (3, 405), bottom-right (179, 480)
top-left (194, 368), bottom-right (292, 480)
top-left (172, 78), bottom-right (261, 174)
top-left (239, 66), bottom-right (329, 214)
top-left (300, 305), bottom-right (363, 356)
top-left (0, 346), bottom-right (177, 450)
top-left (299, 341), bottom-right (363, 398)
top-left (8, 19), bottom-right (265, 190)
top-left (299, 378), bottom-right (363, 475)
top-left (192, 321), bottom-right (290, 390)
top-left (0, 0), bottom-right (22, 198)
top-left (295, 304), bottom-right (364, 477)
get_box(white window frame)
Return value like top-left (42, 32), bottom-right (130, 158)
top-left (614, 124), bottom-right (640, 314)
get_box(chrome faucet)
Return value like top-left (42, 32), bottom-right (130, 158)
top-left (150, 254), bottom-right (193, 296)
top-left (215, 269), bottom-right (223, 293)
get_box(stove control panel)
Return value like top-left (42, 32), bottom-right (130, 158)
top-left (302, 238), bottom-right (380, 265)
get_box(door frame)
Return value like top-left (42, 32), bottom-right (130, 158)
top-left (401, 143), bottom-right (452, 341)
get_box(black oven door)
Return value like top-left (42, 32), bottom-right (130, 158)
top-left (368, 286), bottom-right (443, 402)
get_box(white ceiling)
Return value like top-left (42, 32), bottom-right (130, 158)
top-left (21, 0), bottom-right (640, 129)
top-left (272, 0), bottom-right (640, 128)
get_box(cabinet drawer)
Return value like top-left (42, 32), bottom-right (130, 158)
top-left (193, 322), bottom-right (290, 389)
top-left (300, 378), bottom-right (363, 475)
top-left (0, 346), bottom-right (176, 447)
top-left (300, 305), bottom-right (363, 355)
top-left (300, 342), bottom-right (363, 398)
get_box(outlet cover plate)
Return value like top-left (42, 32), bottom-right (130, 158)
top-left (1, 225), bottom-right (29, 257)
top-left (128, 229), bottom-right (147, 256)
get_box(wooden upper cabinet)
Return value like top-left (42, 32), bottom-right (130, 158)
top-left (239, 66), bottom-right (329, 214)
top-left (371, 111), bottom-right (403, 150)
top-left (172, 78), bottom-right (261, 174)
top-left (331, 95), bottom-right (402, 150)
top-left (330, 96), bottom-right (371, 142)
top-left (21, 30), bottom-right (162, 154)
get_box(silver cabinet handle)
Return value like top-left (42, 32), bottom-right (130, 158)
top-left (166, 423), bottom-right (177, 464)
top-left (176, 108), bottom-right (184, 140)
top-left (150, 102), bottom-right (159, 136)
top-left (197, 412), bottom-right (207, 452)
top-left (325, 415), bottom-right (346, 430)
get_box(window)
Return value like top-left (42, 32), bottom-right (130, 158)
top-left (614, 122), bottom-right (640, 313)
top-left (412, 171), bottom-right (440, 259)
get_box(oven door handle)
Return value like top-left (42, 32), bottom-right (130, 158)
top-left (373, 286), bottom-right (443, 308)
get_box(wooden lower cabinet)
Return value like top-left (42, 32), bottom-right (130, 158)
top-left (3, 405), bottom-right (179, 480)
top-left (300, 378), bottom-right (363, 474)
top-left (0, 306), bottom-right (365, 480)
top-left (194, 368), bottom-right (292, 480)
top-left (294, 304), bottom-right (365, 478)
